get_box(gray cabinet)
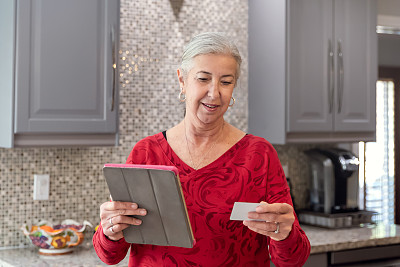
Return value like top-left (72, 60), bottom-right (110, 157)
top-left (270, 245), bottom-right (400, 266)
top-left (270, 253), bottom-right (328, 267)
top-left (0, 0), bottom-right (120, 147)
top-left (288, 0), bottom-right (376, 133)
top-left (249, 0), bottom-right (377, 144)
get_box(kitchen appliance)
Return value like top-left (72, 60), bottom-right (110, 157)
top-left (300, 148), bottom-right (375, 228)
top-left (306, 148), bottom-right (360, 213)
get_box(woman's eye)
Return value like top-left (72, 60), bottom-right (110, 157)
top-left (197, 77), bottom-right (209, 82)
top-left (222, 81), bottom-right (233, 85)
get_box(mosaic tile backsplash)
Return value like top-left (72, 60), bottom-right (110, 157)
top-left (1, 0), bottom-right (315, 248)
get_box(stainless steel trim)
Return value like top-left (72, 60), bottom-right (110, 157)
top-left (111, 26), bottom-right (116, 112)
top-left (377, 25), bottom-right (400, 35)
top-left (328, 39), bottom-right (334, 114)
top-left (337, 39), bottom-right (344, 113)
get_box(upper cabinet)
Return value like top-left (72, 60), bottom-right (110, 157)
top-left (0, 0), bottom-right (120, 148)
top-left (249, 0), bottom-right (377, 144)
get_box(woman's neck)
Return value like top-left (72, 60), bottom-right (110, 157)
top-left (182, 116), bottom-right (225, 146)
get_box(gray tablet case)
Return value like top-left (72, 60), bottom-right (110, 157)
top-left (103, 164), bottom-right (194, 248)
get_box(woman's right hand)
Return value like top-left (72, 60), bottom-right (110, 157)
top-left (100, 201), bottom-right (147, 241)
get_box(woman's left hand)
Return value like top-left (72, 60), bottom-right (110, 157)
top-left (243, 201), bottom-right (295, 241)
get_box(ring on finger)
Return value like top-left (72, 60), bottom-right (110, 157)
top-left (109, 225), bottom-right (114, 233)
top-left (109, 217), bottom-right (113, 226)
top-left (274, 222), bottom-right (280, 234)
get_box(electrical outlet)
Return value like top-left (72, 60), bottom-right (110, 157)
top-left (33, 174), bottom-right (50, 200)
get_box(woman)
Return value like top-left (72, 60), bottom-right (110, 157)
top-left (93, 32), bottom-right (310, 266)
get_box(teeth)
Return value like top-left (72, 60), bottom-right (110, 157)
top-left (204, 104), bottom-right (217, 108)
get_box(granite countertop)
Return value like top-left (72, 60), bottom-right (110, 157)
top-left (2, 224), bottom-right (400, 266)
top-left (302, 223), bottom-right (400, 254)
top-left (0, 242), bottom-right (129, 267)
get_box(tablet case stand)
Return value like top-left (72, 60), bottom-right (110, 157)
top-left (103, 164), bottom-right (194, 248)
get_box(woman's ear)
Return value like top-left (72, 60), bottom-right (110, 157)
top-left (177, 69), bottom-right (185, 91)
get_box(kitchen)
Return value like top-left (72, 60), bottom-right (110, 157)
top-left (0, 0), bottom-right (399, 266)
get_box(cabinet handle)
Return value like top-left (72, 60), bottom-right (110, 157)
top-left (337, 39), bottom-right (344, 113)
top-left (328, 39), bottom-right (334, 114)
top-left (111, 26), bottom-right (117, 112)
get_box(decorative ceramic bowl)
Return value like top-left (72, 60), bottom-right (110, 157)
top-left (21, 219), bottom-right (92, 255)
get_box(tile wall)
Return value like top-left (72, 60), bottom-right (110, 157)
top-left (0, 0), bottom-right (315, 248)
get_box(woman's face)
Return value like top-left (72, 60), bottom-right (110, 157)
top-left (178, 53), bottom-right (238, 126)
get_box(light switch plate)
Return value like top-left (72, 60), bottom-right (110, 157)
top-left (33, 174), bottom-right (50, 200)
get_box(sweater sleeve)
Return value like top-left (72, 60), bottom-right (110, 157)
top-left (92, 224), bottom-right (131, 265)
top-left (265, 142), bottom-right (311, 267)
top-left (92, 137), bottom-right (154, 265)
top-left (269, 223), bottom-right (310, 267)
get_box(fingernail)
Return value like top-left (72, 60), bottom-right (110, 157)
top-left (140, 210), bottom-right (146, 215)
top-left (131, 204), bottom-right (138, 209)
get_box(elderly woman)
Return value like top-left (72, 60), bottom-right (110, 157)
top-left (93, 32), bottom-right (310, 266)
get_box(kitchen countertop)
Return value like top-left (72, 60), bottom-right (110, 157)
top-left (303, 223), bottom-right (400, 254)
top-left (2, 224), bottom-right (400, 266)
top-left (0, 242), bottom-right (129, 267)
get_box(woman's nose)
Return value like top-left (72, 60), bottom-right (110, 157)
top-left (208, 81), bottom-right (220, 98)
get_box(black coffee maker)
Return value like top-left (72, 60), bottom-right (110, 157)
top-left (300, 148), bottom-right (375, 228)
top-left (305, 148), bottom-right (360, 214)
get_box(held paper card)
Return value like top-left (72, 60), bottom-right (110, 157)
top-left (230, 202), bottom-right (264, 221)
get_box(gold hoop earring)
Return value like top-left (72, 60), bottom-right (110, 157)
top-left (229, 96), bottom-right (235, 107)
top-left (178, 88), bottom-right (186, 102)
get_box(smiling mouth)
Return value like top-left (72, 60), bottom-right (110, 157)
top-left (202, 103), bottom-right (219, 109)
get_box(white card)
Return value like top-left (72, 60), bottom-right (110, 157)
top-left (230, 202), bottom-right (264, 221)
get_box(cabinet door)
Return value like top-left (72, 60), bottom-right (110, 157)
top-left (15, 0), bottom-right (119, 133)
top-left (287, 0), bottom-right (333, 132)
top-left (270, 253), bottom-right (328, 267)
top-left (333, 0), bottom-right (377, 132)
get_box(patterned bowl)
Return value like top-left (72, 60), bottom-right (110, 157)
top-left (21, 219), bottom-right (92, 255)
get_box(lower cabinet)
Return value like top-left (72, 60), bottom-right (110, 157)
top-left (270, 244), bottom-right (400, 267)
top-left (304, 253), bottom-right (328, 267)
top-left (330, 244), bottom-right (400, 266)
top-left (270, 253), bottom-right (327, 267)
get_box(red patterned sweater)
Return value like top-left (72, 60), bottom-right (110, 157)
top-left (93, 133), bottom-right (310, 266)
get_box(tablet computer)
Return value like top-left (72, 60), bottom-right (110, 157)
top-left (103, 164), bottom-right (194, 248)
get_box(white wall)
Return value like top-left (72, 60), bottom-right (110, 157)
top-left (377, 0), bottom-right (400, 67)
top-left (378, 0), bottom-right (400, 16)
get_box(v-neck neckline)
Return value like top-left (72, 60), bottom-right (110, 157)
top-left (156, 132), bottom-right (249, 174)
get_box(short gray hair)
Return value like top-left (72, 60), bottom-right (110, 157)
top-left (180, 32), bottom-right (242, 80)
